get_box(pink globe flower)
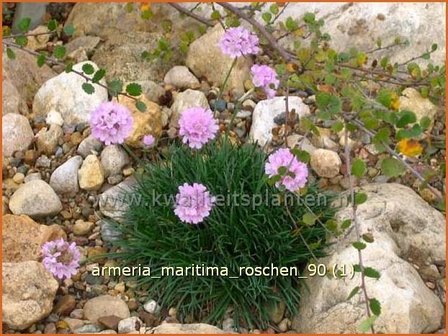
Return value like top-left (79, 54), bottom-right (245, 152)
top-left (90, 101), bottom-right (133, 145)
top-left (41, 238), bottom-right (81, 280)
top-left (143, 134), bottom-right (155, 147)
top-left (251, 64), bottom-right (280, 99)
top-left (179, 107), bottom-right (219, 149)
top-left (265, 148), bottom-right (308, 192)
top-left (174, 183), bottom-right (215, 224)
top-left (219, 27), bottom-right (260, 58)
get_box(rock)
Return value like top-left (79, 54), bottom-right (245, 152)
top-left (98, 315), bottom-right (122, 331)
top-left (83, 295), bottom-right (130, 324)
top-left (292, 183), bottom-right (445, 334)
top-left (115, 94), bottom-right (162, 148)
top-left (3, 48), bottom-right (56, 105)
top-left (78, 154), bottom-right (105, 191)
top-left (311, 127), bottom-right (338, 150)
top-left (267, 301), bottom-right (286, 324)
top-left (2, 113), bottom-right (34, 157)
top-left (99, 177), bottom-right (137, 221)
top-left (98, 330), bottom-right (118, 334)
top-left (36, 155), bottom-right (52, 168)
top-left (26, 25), bottom-right (51, 51)
top-left (100, 145), bottom-right (130, 177)
top-left (33, 61), bottom-right (108, 126)
top-left (143, 300), bottom-right (160, 314)
top-left (2, 77), bottom-right (28, 115)
top-left (65, 36), bottom-right (101, 57)
top-left (250, 97), bottom-right (311, 146)
top-left (36, 124), bottom-right (63, 155)
top-left (164, 66), bottom-right (199, 89)
top-left (399, 88), bottom-right (438, 131)
top-left (12, 172), bottom-right (25, 184)
top-left (2, 214), bottom-right (65, 262)
top-left (77, 135), bottom-right (103, 158)
top-left (53, 295), bottom-right (77, 316)
top-left (50, 155), bottom-right (83, 195)
top-left (9, 180), bottom-right (62, 218)
top-left (3, 261), bottom-right (59, 330)
top-left (278, 318), bottom-right (290, 332)
top-left (117, 317), bottom-right (143, 333)
top-left (74, 324), bottom-right (103, 334)
top-left (170, 89), bottom-right (210, 127)
top-left (73, 220), bottom-right (95, 236)
top-left (134, 80), bottom-right (166, 104)
top-left (46, 110), bottom-right (64, 126)
top-left (310, 149), bottom-right (342, 178)
top-left (100, 220), bottom-right (122, 242)
top-left (186, 24), bottom-right (252, 96)
top-left (152, 323), bottom-right (226, 334)
top-left (63, 318), bottom-right (85, 332)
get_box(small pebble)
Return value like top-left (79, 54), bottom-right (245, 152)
top-left (143, 299), bottom-right (160, 314)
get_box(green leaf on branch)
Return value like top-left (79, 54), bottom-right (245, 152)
top-left (82, 63), bottom-right (95, 75)
top-left (210, 10), bottom-right (221, 20)
top-left (15, 36), bottom-right (28, 47)
top-left (262, 12), bottom-right (272, 24)
top-left (331, 120), bottom-right (344, 133)
top-left (285, 17), bottom-right (298, 31)
top-left (302, 213), bottom-right (317, 226)
top-left (270, 3), bottom-right (279, 14)
top-left (420, 116), bottom-right (432, 130)
top-left (354, 192), bottom-right (367, 205)
top-left (53, 45), bottom-right (66, 59)
top-left (347, 286), bottom-right (360, 300)
top-left (36, 53), bottom-right (46, 67)
top-left (277, 166), bottom-right (288, 176)
top-left (364, 267), bottom-right (381, 279)
top-left (63, 24), bottom-right (75, 36)
top-left (136, 100), bottom-right (147, 112)
top-left (92, 69), bottom-right (106, 83)
top-left (291, 148), bottom-right (310, 163)
top-left (82, 83), bottom-right (95, 94)
top-left (359, 315), bottom-right (377, 333)
top-left (362, 233), bottom-right (374, 243)
top-left (126, 83), bottom-right (142, 96)
top-left (47, 19), bottom-right (58, 31)
top-left (352, 241), bottom-right (367, 250)
top-left (396, 124), bottom-right (423, 140)
top-left (351, 159), bottom-right (366, 178)
top-left (381, 157), bottom-right (405, 177)
top-left (108, 79), bottom-right (123, 97)
top-left (396, 110), bottom-right (417, 128)
top-left (316, 92), bottom-right (341, 116)
top-left (18, 17), bottom-right (31, 32)
top-left (6, 48), bottom-right (15, 60)
top-left (65, 62), bottom-right (73, 73)
top-left (369, 298), bottom-right (382, 316)
top-left (341, 219), bottom-right (351, 229)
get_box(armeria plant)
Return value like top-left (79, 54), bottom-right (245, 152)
top-left (4, 2), bottom-right (445, 333)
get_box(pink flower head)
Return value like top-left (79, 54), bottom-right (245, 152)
top-left (41, 238), bottom-right (81, 280)
top-left (179, 107), bottom-right (219, 149)
top-left (174, 183), bottom-right (215, 224)
top-left (219, 27), bottom-right (260, 58)
top-left (143, 134), bottom-right (155, 147)
top-left (265, 148), bottom-right (308, 192)
top-left (251, 64), bottom-right (280, 99)
top-left (90, 101), bottom-right (133, 145)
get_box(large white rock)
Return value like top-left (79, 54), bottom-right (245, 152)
top-left (249, 96), bottom-right (310, 146)
top-left (9, 180), bottom-right (62, 218)
top-left (99, 177), bottom-right (137, 221)
top-left (3, 261), bottom-right (59, 330)
top-left (292, 183), bottom-right (445, 334)
top-left (33, 61), bottom-right (107, 126)
top-left (2, 113), bottom-right (34, 157)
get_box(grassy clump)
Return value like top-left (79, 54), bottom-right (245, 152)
top-left (110, 138), bottom-right (335, 329)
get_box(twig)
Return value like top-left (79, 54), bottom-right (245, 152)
top-left (343, 126), bottom-right (375, 334)
top-left (3, 31), bottom-right (54, 39)
top-left (217, 2), bottom-right (297, 65)
top-left (3, 40), bottom-right (138, 102)
top-left (284, 80), bottom-right (290, 145)
top-left (271, 2), bottom-right (289, 24)
top-left (365, 41), bottom-right (407, 55)
top-left (168, 2), bottom-right (213, 27)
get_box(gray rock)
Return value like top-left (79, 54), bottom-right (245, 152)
top-left (2, 113), bottom-right (34, 157)
top-left (310, 149), bottom-right (342, 178)
top-left (249, 97), bottom-right (311, 146)
top-left (143, 299), bottom-right (160, 314)
top-left (83, 295), bottom-right (130, 324)
top-left (151, 323), bottom-right (226, 334)
top-left (33, 61), bottom-right (108, 126)
top-left (164, 66), bottom-right (199, 89)
top-left (65, 36), bottom-right (101, 56)
top-left (50, 156), bottom-right (83, 195)
top-left (2, 261), bottom-right (59, 330)
top-left (74, 324), bottom-right (103, 334)
top-left (100, 220), bottom-right (122, 242)
top-left (292, 183), bottom-right (445, 334)
top-left (186, 24), bottom-right (252, 96)
top-left (100, 145), bottom-right (130, 178)
top-left (117, 317), bottom-right (143, 333)
top-left (2, 77), bottom-right (28, 115)
top-left (36, 124), bottom-right (63, 156)
top-left (131, 80), bottom-right (165, 104)
top-left (99, 177), bottom-right (137, 221)
top-left (77, 134), bottom-right (103, 158)
top-left (9, 179), bottom-right (62, 218)
top-left (170, 89), bottom-right (210, 127)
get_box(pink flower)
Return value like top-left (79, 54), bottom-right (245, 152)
top-left (174, 183), bottom-right (215, 224)
top-left (41, 238), bottom-right (80, 280)
top-left (265, 148), bottom-right (308, 192)
top-left (179, 107), bottom-right (219, 149)
top-left (143, 134), bottom-right (155, 147)
top-left (251, 64), bottom-right (280, 99)
top-left (90, 101), bottom-right (133, 145)
top-left (219, 27), bottom-right (260, 58)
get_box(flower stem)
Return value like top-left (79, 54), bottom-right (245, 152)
top-left (214, 57), bottom-right (238, 117)
top-left (121, 143), bottom-right (143, 166)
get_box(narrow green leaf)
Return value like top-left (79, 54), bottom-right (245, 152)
top-left (341, 219), bottom-right (351, 229)
top-left (347, 286), bottom-right (360, 300)
top-left (369, 298), bottom-right (381, 316)
top-left (364, 267), bottom-right (381, 279)
top-left (6, 48), bottom-right (15, 60)
top-left (92, 69), bottom-right (106, 83)
top-left (362, 233), bottom-right (374, 243)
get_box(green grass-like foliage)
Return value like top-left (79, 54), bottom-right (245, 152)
top-left (110, 138), bottom-right (335, 329)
